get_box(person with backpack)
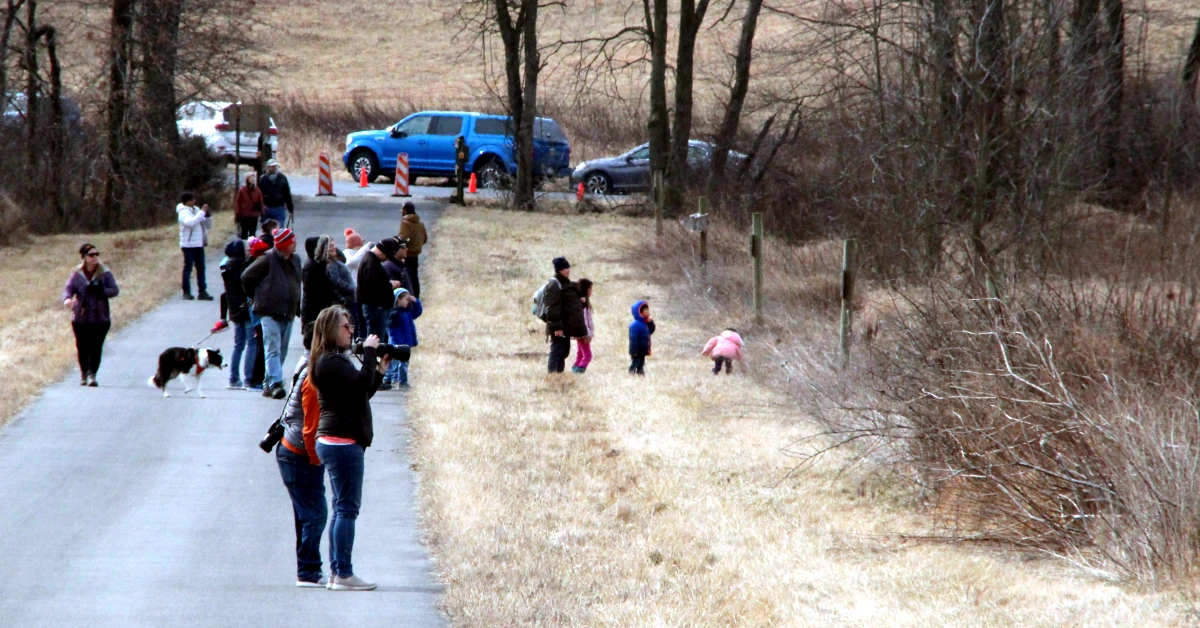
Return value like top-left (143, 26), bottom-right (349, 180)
top-left (537, 257), bottom-right (587, 373)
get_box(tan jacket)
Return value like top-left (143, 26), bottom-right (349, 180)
top-left (400, 214), bottom-right (428, 256)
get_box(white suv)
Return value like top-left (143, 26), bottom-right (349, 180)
top-left (177, 101), bottom-right (278, 165)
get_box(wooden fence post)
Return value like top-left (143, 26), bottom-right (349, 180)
top-left (752, 212), bottom-right (763, 324)
top-left (653, 170), bottom-right (664, 236)
top-left (839, 239), bottom-right (857, 364)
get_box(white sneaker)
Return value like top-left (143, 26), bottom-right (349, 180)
top-left (296, 576), bottom-right (328, 588)
top-left (329, 574), bottom-right (376, 591)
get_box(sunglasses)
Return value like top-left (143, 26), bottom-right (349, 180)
top-left (86, 251), bottom-right (101, 258)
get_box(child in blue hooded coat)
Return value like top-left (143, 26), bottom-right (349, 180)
top-left (384, 287), bottom-right (422, 388)
top-left (628, 300), bottom-right (655, 375)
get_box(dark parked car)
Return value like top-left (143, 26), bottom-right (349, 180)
top-left (2, 92), bottom-right (84, 137)
top-left (569, 140), bottom-right (747, 195)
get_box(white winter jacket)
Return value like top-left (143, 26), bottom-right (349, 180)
top-left (177, 203), bottom-right (213, 248)
top-left (343, 243), bottom-right (375, 288)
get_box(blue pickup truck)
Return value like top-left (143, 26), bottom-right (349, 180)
top-left (343, 111), bottom-right (572, 188)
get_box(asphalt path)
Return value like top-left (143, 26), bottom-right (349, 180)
top-left (0, 199), bottom-right (446, 627)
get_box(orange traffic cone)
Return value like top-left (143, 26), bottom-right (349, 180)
top-left (358, 165), bottom-right (369, 188)
top-left (468, 173), bottom-right (478, 194)
top-left (577, 182), bottom-right (585, 202)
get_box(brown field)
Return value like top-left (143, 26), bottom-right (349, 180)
top-left (409, 206), bottom-right (1193, 626)
top-left (0, 216), bottom-right (235, 426)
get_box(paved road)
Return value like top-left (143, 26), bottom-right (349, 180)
top-left (0, 200), bottom-right (446, 627)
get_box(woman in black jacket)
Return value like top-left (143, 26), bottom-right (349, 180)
top-left (310, 305), bottom-right (391, 591)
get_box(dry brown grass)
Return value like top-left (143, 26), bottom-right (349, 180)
top-left (408, 207), bottom-right (1192, 626)
top-left (0, 215), bottom-right (235, 425)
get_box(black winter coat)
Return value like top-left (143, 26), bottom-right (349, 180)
top-left (543, 274), bottom-right (588, 338)
top-left (258, 172), bottom-right (294, 212)
top-left (314, 347), bottom-right (383, 448)
top-left (356, 252), bottom-right (395, 308)
top-left (301, 260), bottom-right (337, 326)
top-left (383, 259), bottom-right (412, 293)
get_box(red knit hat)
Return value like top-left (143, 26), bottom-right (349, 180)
top-left (273, 228), bottom-right (295, 247)
top-left (344, 228), bottom-right (364, 250)
top-left (248, 237), bottom-right (269, 258)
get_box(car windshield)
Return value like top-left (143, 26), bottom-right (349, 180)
top-left (627, 146), bottom-right (650, 160)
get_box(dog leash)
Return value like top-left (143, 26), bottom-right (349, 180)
top-left (190, 326), bottom-right (228, 349)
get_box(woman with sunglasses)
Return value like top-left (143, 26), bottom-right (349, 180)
top-left (61, 243), bottom-right (120, 386)
top-left (309, 305), bottom-right (391, 591)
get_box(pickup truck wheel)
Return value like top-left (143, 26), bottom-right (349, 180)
top-left (477, 158), bottom-right (510, 190)
top-left (584, 171), bottom-right (612, 195)
top-left (349, 151), bottom-right (379, 183)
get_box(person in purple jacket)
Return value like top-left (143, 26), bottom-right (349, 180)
top-left (62, 243), bottom-right (120, 387)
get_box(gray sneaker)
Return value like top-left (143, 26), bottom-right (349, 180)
top-left (296, 576), bottom-right (328, 588)
top-left (86, 374), bottom-right (98, 387)
top-left (329, 574), bottom-right (376, 591)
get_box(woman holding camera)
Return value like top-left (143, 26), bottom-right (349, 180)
top-left (275, 323), bottom-right (328, 587)
top-left (310, 305), bottom-right (391, 591)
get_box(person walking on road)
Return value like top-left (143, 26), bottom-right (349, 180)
top-left (311, 305), bottom-right (391, 591)
top-left (219, 238), bottom-right (251, 389)
top-left (276, 323), bottom-right (328, 588)
top-left (242, 228), bottom-right (302, 400)
top-left (356, 237), bottom-right (404, 342)
top-left (398, 202), bottom-right (428, 298)
top-left (234, 173), bottom-right (264, 240)
top-left (542, 257), bottom-right (587, 373)
top-left (177, 192), bottom-right (214, 301)
top-left (259, 159), bottom-right (294, 227)
top-left (62, 243), bottom-right (120, 387)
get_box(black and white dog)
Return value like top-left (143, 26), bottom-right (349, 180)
top-left (149, 347), bottom-right (224, 398)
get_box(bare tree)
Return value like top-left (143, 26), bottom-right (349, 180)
top-left (103, 0), bottom-right (134, 228)
top-left (708, 0), bottom-right (764, 196)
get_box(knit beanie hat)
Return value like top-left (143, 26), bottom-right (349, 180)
top-left (344, 228), bottom-right (364, 250)
top-left (553, 256), bottom-right (570, 273)
top-left (273, 228), bottom-right (295, 247)
top-left (248, 237), bottom-right (269, 258)
top-left (377, 236), bottom-right (402, 258)
top-left (393, 287), bottom-right (410, 305)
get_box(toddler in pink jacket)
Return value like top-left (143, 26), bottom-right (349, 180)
top-left (701, 328), bottom-right (746, 375)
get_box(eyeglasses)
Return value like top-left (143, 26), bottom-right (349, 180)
top-left (86, 252), bottom-right (100, 258)
top-left (340, 323), bottom-right (354, 331)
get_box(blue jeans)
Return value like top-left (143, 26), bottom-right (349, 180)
top-left (350, 302), bottom-right (368, 340)
top-left (181, 247), bottom-right (206, 294)
top-left (361, 304), bottom-right (389, 341)
top-left (228, 320), bottom-right (248, 385)
top-left (386, 328), bottom-right (408, 384)
top-left (261, 316), bottom-right (293, 388)
top-left (263, 205), bottom-right (289, 226)
top-left (276, 444), bottom-right (327, 582)
top-left (316, 441), bottom-right (364, 579)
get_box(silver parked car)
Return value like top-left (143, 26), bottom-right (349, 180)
top-left (570, 140), bottom-right (747, 195)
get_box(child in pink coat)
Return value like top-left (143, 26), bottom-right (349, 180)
top-left (701, 328), bottom-right (746, 375)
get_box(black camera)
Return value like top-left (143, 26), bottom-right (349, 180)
top-left (352, 341), bottom-right (410, 363)
top-left (259, 419), bottom-right (285, 453)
